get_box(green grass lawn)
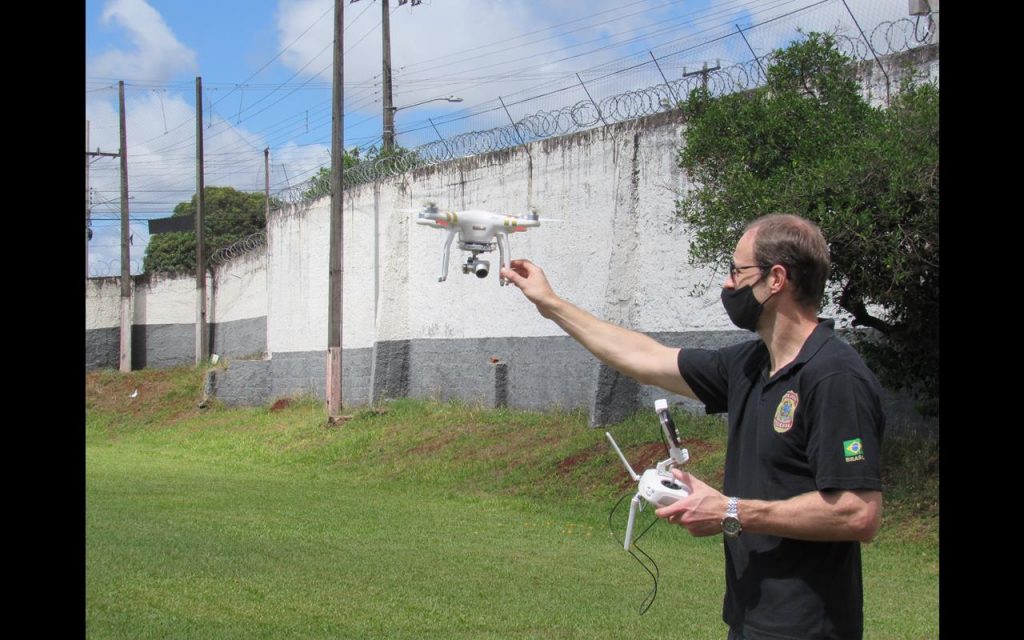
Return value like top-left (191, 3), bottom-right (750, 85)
top-left (86, 367), bottom-right (938, 639)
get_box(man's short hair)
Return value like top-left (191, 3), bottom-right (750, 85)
top-left (746, 214), bottom-right (831, 309)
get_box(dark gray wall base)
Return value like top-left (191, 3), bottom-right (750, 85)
top-left (270, 351), bottom-right (326, 401)
top-left (370, 340), bottom-right (411, 403)
top-left (589, 365), bottom-right (643, 427)
top-left (271, 349), bottom-right (373, 406)
top-left (211, 348), bottom-right (373, 408)
top-left (207, 360), bottom-right (270, 407)
top-left (210, 317), bottom-right (267, 359)
top-left (131, 324), bottom-right (196, 370)
top-left (87, 317), bottom-right (268, 373)
top-left (90, 326), bottom-right (936, 436)
top-left (405, 336), bottom-right (597, 410)
top-left (86, 327), bottom-right (120, 370)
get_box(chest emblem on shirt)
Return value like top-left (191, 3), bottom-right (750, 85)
top-left (773, 390), bottom-right (799, 433)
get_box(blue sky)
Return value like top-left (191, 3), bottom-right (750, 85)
top-left (84, 0), bottom-right (913, 277)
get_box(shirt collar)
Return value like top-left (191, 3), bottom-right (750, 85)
top-left (764, 318), bottom-right (835, 381)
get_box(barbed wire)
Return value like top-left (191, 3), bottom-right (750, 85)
top-left (88, 9), bottom-right (938, 278)
top-left (89, 258), bottom-right (143, 279)
top-left (209, 230), bottom-right (268, 266)
top-left (88, 229), bottom-right (266, 277)
top-left (275, 13), bottom-right (935, 206)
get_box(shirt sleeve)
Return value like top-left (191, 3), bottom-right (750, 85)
top-left (804, 372), bottom-right (885, 492)
top-left (677, 348), bottom-right (730, 414)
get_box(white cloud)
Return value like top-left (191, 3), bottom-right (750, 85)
top-left (275, 1), bottom-right (604, 109)
top-left (90, 0), bottom-right (198, 81)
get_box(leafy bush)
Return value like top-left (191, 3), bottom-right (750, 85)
top-left (676, 33), bottom-right (939, 414)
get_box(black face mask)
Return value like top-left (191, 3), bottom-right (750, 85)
top-left (721, 283), bottom-right (774, 332)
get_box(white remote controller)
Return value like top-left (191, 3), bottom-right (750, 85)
top-left (637, 467), bottom-right (690, 508)
top-left (606, 398), bottom-right (691, 550)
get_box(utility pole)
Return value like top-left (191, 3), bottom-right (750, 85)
top-left (381, 0), bottom-right (424, 152)
top-left (327, 0), bottom-right (345, 422)
top-left (86, 130), bottom-right (122, 279)
top-left (118, 80), bottom-right (132, 372)
top-left (85, 120), bottom-right (90, 278)
top-left (86, 147), bottom-right (121, 275)
top-left (682, 61), bottom-right (721, 92)
top-left (195, 76), bottom-right (208, 365)
top-left (381, 0), bottom-right (394, 152)
top-left (264, 147), bottom-right (271, 222)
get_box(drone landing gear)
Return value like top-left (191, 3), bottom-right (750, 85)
top-left (438, 229), bottom-right (457, 282)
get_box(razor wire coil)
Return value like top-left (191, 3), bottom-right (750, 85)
top-left (272, 16), bottom-right (935, 231)
top-left (209, 230), bottom-right (267, 266)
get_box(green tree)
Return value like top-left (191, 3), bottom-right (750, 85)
top-left (301, 148), bottom-right (362, 201)
top-left (301, 145), bottom-right (422, 200)
top-left (143, 186), bottom-right (278, 274)
top-left (676, 33), bottom-right (939, 414)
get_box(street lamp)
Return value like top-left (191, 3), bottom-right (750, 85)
top-left (383, 95), bottom-right (462, 151)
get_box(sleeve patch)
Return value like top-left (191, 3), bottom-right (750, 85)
top-left (843, 438), bottom-right (865, 462)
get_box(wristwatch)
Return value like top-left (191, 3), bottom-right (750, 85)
top-left (722, 497), bottom-right (742, 538)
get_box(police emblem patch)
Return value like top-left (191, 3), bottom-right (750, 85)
top-left (773, 390), bottom-right (799, 433)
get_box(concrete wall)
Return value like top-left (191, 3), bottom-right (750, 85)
top-left (209, 249), bottom-right (267, 359)
top-left (85, 278), bottom-right (124, 370)
top-left (85, 49), bottom-right (939, 435)
top-left (859, 43), bottom-right (940, 108)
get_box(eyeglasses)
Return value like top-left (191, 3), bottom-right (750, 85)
top-left (728, 260), bottom-right (768, 280)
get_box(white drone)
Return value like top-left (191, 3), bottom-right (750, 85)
top-left (606, 399), bottom-right (691, 551)
top-left (409, 201), bottom-right (553, 285)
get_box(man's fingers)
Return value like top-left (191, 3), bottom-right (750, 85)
top-left (672, 468), bottom-right (708, 493)
top-left (501, 267), bottom-right (524, 286)
top-left (508, 259), bottom-right (538, 276)
top-left (671, 468), bottom-right (696, 491)
top-left (655, 498), bottom-right (688, 519)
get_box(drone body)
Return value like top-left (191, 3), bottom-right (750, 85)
top-left (412, 202), bottom-right (545, 285)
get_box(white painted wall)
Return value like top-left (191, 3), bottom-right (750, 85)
top-left (89, 108), bottom-right (853, 357)
top-left (265, 181), bottom-right (379, 355)
top-left (131, 273), bottom-right (198, 326)
top-left (91, 43), bottom-right (937, 360)
top-left (369, 115), bottom-right (732, 344)
top-left (86, 278), bottom-right (124, 330)
top-left (265, 200), bottom-right (330, 354)
top-left (210, 250), bottom-right (266, 324)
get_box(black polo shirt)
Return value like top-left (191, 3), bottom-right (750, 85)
top-left (678, 319), bottom-right (884, 640)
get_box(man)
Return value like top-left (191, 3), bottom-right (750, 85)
top-left (500, 213), bottom-right (884, 640)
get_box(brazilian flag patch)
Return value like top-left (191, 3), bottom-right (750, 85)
top-left (843, 438), bottom-right (865, 462)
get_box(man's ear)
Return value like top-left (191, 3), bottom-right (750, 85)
top-left (768, 264), bottom-right (788, 294)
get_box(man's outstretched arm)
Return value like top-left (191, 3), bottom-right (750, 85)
top-left (501, 259), bottom-right (695, 399)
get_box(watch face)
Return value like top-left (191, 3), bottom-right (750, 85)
top-left (722, 516), bottom-right (742, 537)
